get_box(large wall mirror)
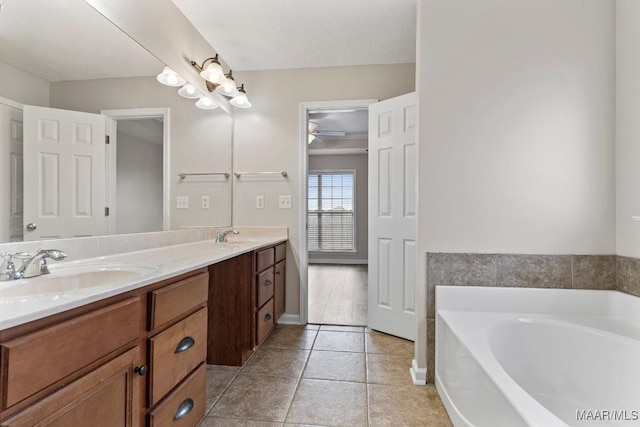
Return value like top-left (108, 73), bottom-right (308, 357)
top-left (0, 0), bottom-right (233, 243)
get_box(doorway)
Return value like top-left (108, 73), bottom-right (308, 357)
top-left (299, 100), bottom-right (376, 327)
top-left (102, 108), bottom-right (170, 235)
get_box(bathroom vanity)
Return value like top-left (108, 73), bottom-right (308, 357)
top-left (0, 229), bottom-right (287, 427)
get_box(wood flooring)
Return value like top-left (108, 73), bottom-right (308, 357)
top-left (308, 264), bottom-right (368, 326)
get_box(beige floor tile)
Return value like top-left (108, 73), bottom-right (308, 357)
top-left (207, 364), bottom-right (242, 373)
top-left (286, 379), bottom-right (367, 427)
top-left (205, 369), bottom-right (237, 414)
top-left (302, 350), bottom-right (366, 383)
top-left (302, 324), bottom-right (321, 330)
top-left (368, 384), bottom-right (452, 427)
top-left (365, 331), bottom-right (414, 356)
top-left (242, 347), bottom-right (310, 378)
top-left (210, 374), bottom-right (298, 421)
top-left (262, 326), bottom-right (318, 350)
top-left (366, 353), bottom-right (414, 386)
top-left (313, 331), bottom-right (365, 353)
top-left (319, 325), bottom-right (365, 333)
top-left (199, 416), bottom-right (283, 426)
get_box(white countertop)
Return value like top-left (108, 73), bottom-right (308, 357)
top-left (0, 234), bottom-right (286, 332)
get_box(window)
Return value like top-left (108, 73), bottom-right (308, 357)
top-left (308, 171), bottom-right (356, 252)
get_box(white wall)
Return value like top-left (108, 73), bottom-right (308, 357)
top-left (50, 76), bottom-right (233, 229)
top-left (616, 0), bottom-right (640, 258)
top-left (232, 64), bottom-right (416, 316)
top-left (308, 153), bottom-right (368, 263)
top-left (0, 60), bottom-right (50, 107)
top-left (116, 127), bottom-right (163, 234)
top-left (417, 0), bottom-right (616, 256)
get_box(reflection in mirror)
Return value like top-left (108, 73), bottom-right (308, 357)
top-left (0, 0), bottom-right (233, 243)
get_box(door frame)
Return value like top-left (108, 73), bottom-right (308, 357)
top-left (101, 108), bottom-right (170, 234)
top-left (298, 99), bottom-right (377, 326)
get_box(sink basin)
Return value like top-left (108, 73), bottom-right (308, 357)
top-left (0, 263), bottom-right (157, 298)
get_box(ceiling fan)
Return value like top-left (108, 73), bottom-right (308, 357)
top-left (308, 121), bottom-right (346, 143)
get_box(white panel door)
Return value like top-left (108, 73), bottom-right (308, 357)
top-left (368, 92), bottom-right (416, 340)
top-left (0, 104), bottom-right (24, 242)
top-left (23, 106), bottom-right (106, 241)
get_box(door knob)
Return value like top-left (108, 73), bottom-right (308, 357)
top-left (26, 223), bottom-right (37, 231)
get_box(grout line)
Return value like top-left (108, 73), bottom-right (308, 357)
top-left (281, 327), bottom-right (319, 423)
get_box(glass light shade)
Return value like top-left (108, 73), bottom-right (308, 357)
top-left (178, 83), bottom-right (200, 99)
top-left (156, 66), bottom-right (185, 87)
top-left (215, 77), bottom-right (239, 97)
top-left (195, 96), bottom-right (219, 110)
top-left (200, 61), bottom-right (226, 84)
top-left (308, 134), bottom-right (316, 144)
top-left (230, 91), bottom-right (251, 108)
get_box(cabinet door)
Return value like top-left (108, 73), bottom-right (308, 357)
top-left (1, 347), bottom-right (141, 427)
top-left (274, 260), bottom-right (285, 321)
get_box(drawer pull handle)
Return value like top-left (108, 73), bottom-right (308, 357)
top-left (173, 398), bottom-right (194, 421)
top-left (264, 313), bottom-right (272, 321)
top-left (134, 365), bottom-right (148, 376)
top-left (175, 336), bottom-right (195, 353)
top-left (264, 279), bottom-right (273, 286)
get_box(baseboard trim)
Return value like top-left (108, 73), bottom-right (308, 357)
top-left (277, 313), bottom-right (302, 325)
top-left (309, 259), bottom-right (368, 265)
top-left (410, 359), bottom-right (427, 385)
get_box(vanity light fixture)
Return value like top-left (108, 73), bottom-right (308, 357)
top-left (178, 83), bottom-right (200, 99)
top-left (156, 66), bottom-right (186, 87)
top-left (230, 85), bottom-right (251, 109)
top-left (191, 55), bottom-right (252, 108)
top-left (195, 96), bottom-right (219, 110)
top-left (190, 55), bottom-right (227, 91)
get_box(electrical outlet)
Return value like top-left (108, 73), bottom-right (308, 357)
top-left (256, 195), bottom-right (265, 209)
top-left (279, 195), bottom-right (292, 209)
top-left (201, 195), bottom-right (210, 209)
top-left (176, 196), bottom-right (189, 209)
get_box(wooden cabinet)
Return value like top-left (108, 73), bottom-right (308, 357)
top-left (1, 347), bottom-right (140, 427)
top-left (0, 268), bottom-right (208, 427)
top-left (207, 242), bottom-right (286, 366)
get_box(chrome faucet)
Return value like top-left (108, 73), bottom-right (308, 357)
top-left (8, 249), bottom-right (68, 280)
top-left (215, 229), bottom-right (239, 242)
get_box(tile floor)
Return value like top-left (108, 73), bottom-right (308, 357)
top-left (198, 324), bottom-right (452, 427)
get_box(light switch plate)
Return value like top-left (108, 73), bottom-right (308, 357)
top-left (256, 195), bottom-right (265, 209)
top-left (279, 195), bottom-right (292, 209)
top-left (176, 196), bottom-right (189, 209)
top-left (201, 195), bottom-right (210, 209)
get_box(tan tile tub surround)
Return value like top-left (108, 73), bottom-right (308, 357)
top-left (426, 253), bottom-right (621, 383)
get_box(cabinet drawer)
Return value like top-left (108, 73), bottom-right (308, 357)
top-left (275, 243), bottom-right (286, 263)
top-left (148, 363), bottom-right (206, 427)
top-left (256, 299), bottom-right (275, 345)
top-left (149, 272), bottom-right (208, 330)
top-left (256, 267), bottom-right (274, 309)
top-left (275, 260), bottom-right (285, 321)
top-left (1, 347), bottom-right (140, 427)
top-left (149, 308), bottom-right (207, 407)
top-left (255, 247), bottom-right (274, 272)
top-left (1, 298), bottom-right (141, 409)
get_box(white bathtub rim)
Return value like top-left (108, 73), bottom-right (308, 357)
top-left (435, 373), bottom-right (480, 427)
top-left (438, 311), bottom-right (570, 427)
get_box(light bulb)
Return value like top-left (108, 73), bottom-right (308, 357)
top-left (178, 83), bottom-right (200, 99)
top-left (195, 96), bottom-right (219, 110)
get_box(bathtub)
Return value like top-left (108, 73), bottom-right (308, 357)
top-left (435, 286), bottom-right (640, 427)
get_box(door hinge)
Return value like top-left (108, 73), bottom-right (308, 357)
top-left (105, 135), bottom-right (110, 144)
top-left (105, 207), bottom-right (110, 217)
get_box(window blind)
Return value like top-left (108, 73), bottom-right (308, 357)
top-left (307, 171), bottom-right (355, 252)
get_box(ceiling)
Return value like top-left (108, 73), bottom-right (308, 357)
top-left (117, 118), bottom-right (164, 146)
top-left (171, 0), bottom-right (417, 71)
top-left (309, 109), bottom-right (368, 141)
top-left (0, 0), bottom-right (415, 82)
top-left (0, 0), bottom-right (162, 82)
